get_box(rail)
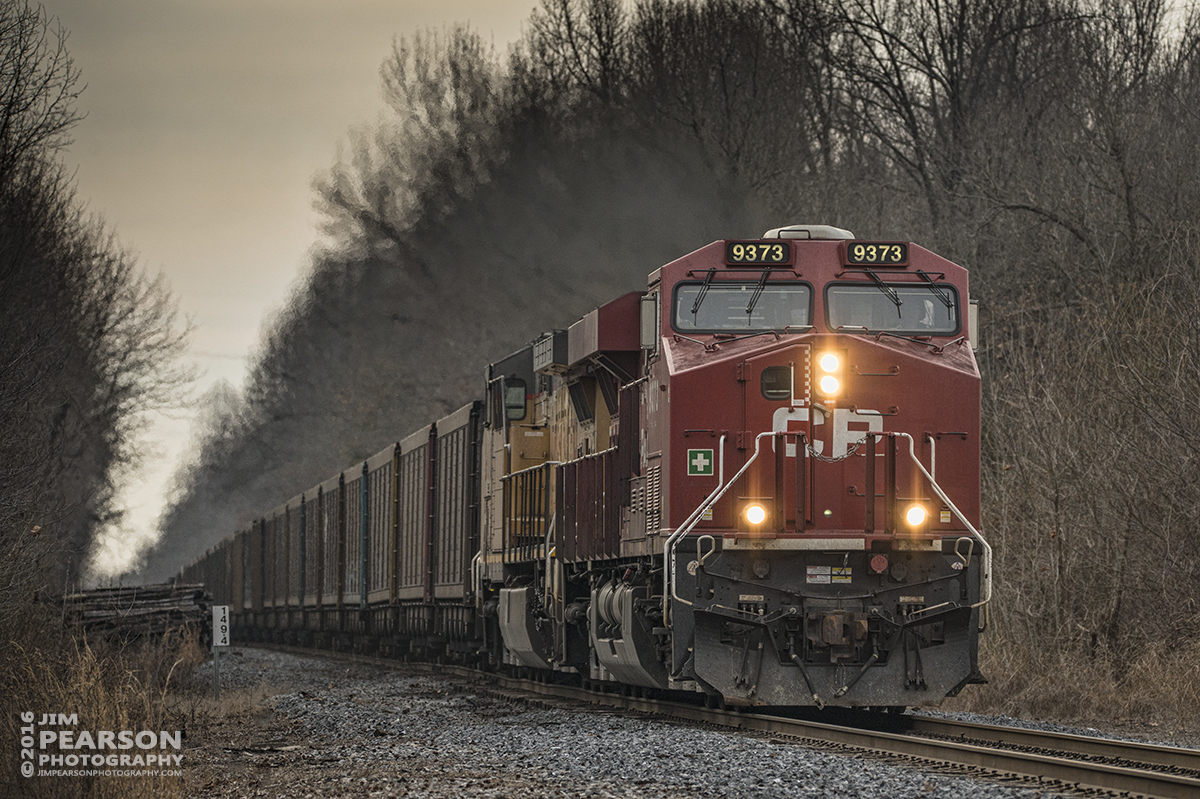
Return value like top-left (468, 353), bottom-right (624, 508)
top-left (246, 642), bottom-right (1200, 799)
top-left (489, 670), bottom-right (1199, 798)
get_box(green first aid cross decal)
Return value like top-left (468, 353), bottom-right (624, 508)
top-left (687, 448), bottom-right (714, 476)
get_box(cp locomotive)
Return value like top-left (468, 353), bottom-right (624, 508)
top-left (183, 224), bottom-right (990, 709)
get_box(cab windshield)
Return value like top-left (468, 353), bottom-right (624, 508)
top-left (673, 282), bottom-right (811, 332)
top-left (826, 284), bottom-right (959, 334)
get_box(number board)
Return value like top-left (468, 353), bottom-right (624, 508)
top-left (725, 241), bottom-right (791, 266)
top-left (842, 241), bottom-right (909, 267)
top-left (212, 605), bottom-right (230, 647)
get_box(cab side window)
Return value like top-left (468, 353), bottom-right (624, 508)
top-left (504, 378), bottom-right (527, 421)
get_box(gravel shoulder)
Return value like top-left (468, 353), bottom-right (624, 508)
top-left (179, 646), bottom-right (1127, 799)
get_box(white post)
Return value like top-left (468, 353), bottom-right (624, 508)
top-left (212, 605), bottom-right (229, 701)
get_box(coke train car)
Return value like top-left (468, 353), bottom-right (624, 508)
top-left (183, 224), bottom-right (990, 709)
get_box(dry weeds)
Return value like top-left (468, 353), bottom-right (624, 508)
top-left (948, 634), bottom-right (1200, 737)
top-left (1, 603), bottom-right (205, 798)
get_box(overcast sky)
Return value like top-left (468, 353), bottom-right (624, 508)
top-left (47, 1), bottom-right (534, 579)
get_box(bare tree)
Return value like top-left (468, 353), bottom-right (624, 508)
top-left (151, 0), bottom-right (1200, 717)
top-left (0, 0), bottom-right (82, 184)
top-left (825, 0), bottom-right (1080, 242)
top-left (0, 2), bottom-right (191, 610)
top-left (528, 0), bottom-right (629, 106)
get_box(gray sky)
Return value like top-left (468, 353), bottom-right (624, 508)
top-left (47, 0), bottom-right (533, 578)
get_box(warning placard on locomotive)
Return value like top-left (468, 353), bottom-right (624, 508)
top-left (807, 566), bottom-right (853, 584)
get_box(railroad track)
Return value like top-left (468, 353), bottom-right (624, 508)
top-left (485, 674), bottom-right (1200, 798)
top-left (249, 645), bottom-right (1200, 799)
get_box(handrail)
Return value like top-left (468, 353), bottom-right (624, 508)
top-left (662, 434), bottom-right (724, 620)
top-left (658, 430), bottom-right (991, 632)
top-left (895, 432), bottom-right (992, 611)
top-left (470, 551), bottom-right (482, 603)
top-left (500, 459), bottom-right (566, 482)
top-left (663, 432), bottom-right (775, 622)
top-left (543, 514), bottom-right (556, 612)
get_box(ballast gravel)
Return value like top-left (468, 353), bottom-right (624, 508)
top-left (185, 646), bottom-right (1071, 799)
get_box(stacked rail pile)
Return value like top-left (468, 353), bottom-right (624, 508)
top-left (59, 582), bottom-right (209, 641)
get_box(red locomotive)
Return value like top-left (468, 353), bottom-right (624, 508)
top-left (185, 224), bottom-right (990, 709)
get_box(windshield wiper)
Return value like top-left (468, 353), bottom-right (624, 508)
top-left (864, 269), bottom-right (903, 317)
top-left (745, 268), bottom-right (771, 317)
top-left (691, 268), bottom-right (716, 314)
top-left (916, 270), bottom-right (954, 310)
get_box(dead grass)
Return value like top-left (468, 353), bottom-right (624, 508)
top-left (946, 633), bottom-right (1200, 731)
top-left (1, 603), bottom-right (206, 798)
top-left (174, 680), bottom-right (292, 797)
top-left (166, 679), bottom-right (283, 746)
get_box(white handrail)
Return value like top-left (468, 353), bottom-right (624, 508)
top-left (658, 430), bottom-right (991, 628)
top-left (663, 432), bottom-right (776, 621)
top-left (661, 434), bottom-right (724, 619)
top-left (470, 551), bottom-right (482, 603)
top-left (896, 432), bottom-right (992, 609)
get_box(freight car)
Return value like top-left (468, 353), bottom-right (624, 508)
top-left (183, 224), bottom-right (990, 709)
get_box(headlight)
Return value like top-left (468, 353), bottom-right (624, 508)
top-left (815, 352), bottom-right (843, 397)
top-left (905, 504), bottom-right (927, 527)
top-left (744, 503), bottom-right (767, 526)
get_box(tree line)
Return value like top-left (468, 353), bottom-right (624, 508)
top-left (154, 0), bottom-right (1200, 694)
top-left (0, 0), bottom-right (189, 624)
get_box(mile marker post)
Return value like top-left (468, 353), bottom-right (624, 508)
top-left (212, 605), bottom-right (229, 701)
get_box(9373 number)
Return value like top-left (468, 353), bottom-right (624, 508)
top-left (845, 241), bottom-right (908, 265)
top-left (726, 242), bottom-right (790, 265)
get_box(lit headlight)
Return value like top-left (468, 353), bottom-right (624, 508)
top-left (744, 503), bottom-right (767, 526)
top-left (816, 352), bottom-right (843, 397)
top-left (905, 504), bottom-right (927, 527)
